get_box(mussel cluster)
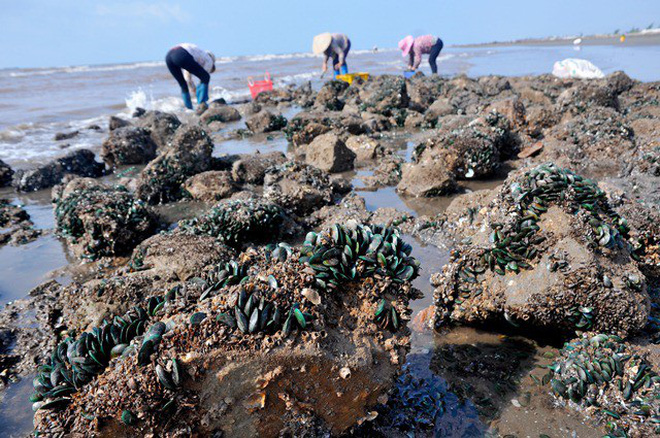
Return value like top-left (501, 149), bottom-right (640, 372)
top-left (299, 223), bottom-right (420, 291)
top-left (550, 334), bottom-right (660, 436)
top-left (55, 186), bottom-right (156, 260)
top-left (179, 199), bottom-right (284, 248)
top-left (30, 302), bottom-right (163, 412)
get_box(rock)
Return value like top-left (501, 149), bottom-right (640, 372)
top-left (517, 141), bottom-right (544, 159)
top-left (606, 71), bottom-right (635, 95)
top-left (12, 149), bottom-right (105, 192)
top-left (362, 155), bottom-right (404, 189)
top-left (183, 171), bottom-right (239, 202)
top-left (0, 159), bottom-right (14, 187)
top-left (406, 74), bottom-right (445, 112)
top-left (100, 126), bottom-right (158, 167)
top-left (548, 106), bottom-right (634, 175)
top-left (178, 198), bottom-right (286, 248)
top-left (284, 111), bottom-right (367, 146)
top-left (345, 135), bottom-right (383, 162)
top-left (314, 80), bottom-right (349, 111)
top-left (132, 107), bottom-right (147, 118)
top-left (130, 232), bottom-right (235, 281)
top-left (357, 75), bottom-right (409, 115)
top-left (361, 112), bottom-right (392, 132)
top-left (485, 97), bottom-right (526, 129)
top-left (34, 223), bottom-right (418, 438)
top-left (254, 88), bottom-right (294, 105)
top-left (433, 163), bottom-right (649, 338)
top-left (411, 121), bottom-right (503, 181)
top-left (200, 105), bottom-right (242, 124)
top-left (54, 130), bottom-right (79, 141)
top-left (397, 160), bottom-right (457, 197)
top-left (556, 82), bottom-right (620, 115)
top-left (86, 124), bottom-right (102, 131)
top-left (477, 75), bottom-right (512, 96)
top-left (245, 111), bottom-right (288, 133)
top-left (231, 151), bottom-right (287, 184)
top-left (136, 124), bottom-right (214, 204)
top-left (0, 199), bottom-right (41, 247)
top-left (55, 179), bottom-right (158, 259)
top-left (135, 110), bottom-right (182, 149)
top-left (423, 98), bottom-right (455, 126)
top-left (263, 161), bottom-right (336, 215)
top-left (109, 116), bottom-right (131, 131)
top-left (306, 133), bottom-right (356, 173)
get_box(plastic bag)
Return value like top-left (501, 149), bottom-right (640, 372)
top-left (552, 58), bottom-right (605, 79)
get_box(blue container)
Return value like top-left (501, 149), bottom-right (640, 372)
top-left (403, 71), bottom-right (415, 79)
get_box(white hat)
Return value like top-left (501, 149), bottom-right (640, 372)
top-left (312, 33), bottom-right (333, 54)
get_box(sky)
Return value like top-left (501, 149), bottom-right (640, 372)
top-left (0, 0), bottom-right (658, 69)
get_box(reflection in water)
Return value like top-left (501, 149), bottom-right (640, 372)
top-left (213, 133), bottom-right (291, 157)
top-left (0, 235), bottom-right (70, 305)
top-left (0, 376), bottom-right (35, 437)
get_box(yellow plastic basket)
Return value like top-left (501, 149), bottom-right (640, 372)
top-left (336, 72), bottom-right (369, 85)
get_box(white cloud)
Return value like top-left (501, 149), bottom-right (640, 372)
top-left (96, 2), bottom-right (191, 24)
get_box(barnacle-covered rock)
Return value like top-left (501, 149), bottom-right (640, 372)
top-left (284, 111), bottom-right (366, 146)
top-left (356, 75), bottom-right (409, 116)
top-left (314, 80), bottom-right (349, 111)
top-left (406, 74), bottom-right (445, 112)
top-left (231, 151), bottom-right (287, 184)
top-left (0, 198), bottom-right (41, 247)
top-left (12, 149), bottom-right (105, 192)
top-left (182, 170), bottom-right (239, 203)
top-left (135, 124), bottom-right (213, 204)
top-left (134, 110), bottom-right (181, 149)
top-left (263, 161), bottom-right (337, 215)
top-left (433, 163), bottom-right (649, 337)
top-left (549, 333), bottom-right (660, 437)
top-left (101, 126), bottom-right (157, 167)
top-left (55, 179), bottom-right (158, 260)
top-left (177, 199), bottom-right (285, 248)
top-left (33, 223), bottom-right (420, 437)
top-left (245, 110), bottom-right (287, 134)
top-left (0, 159), bottom-right (14, 187)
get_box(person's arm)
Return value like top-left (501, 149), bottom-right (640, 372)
top-left (322, 54), bottom-right (329, 73)
top-left (412, 48), bottom-right (422, 70)
top-left (183, 70), bottom-right (196, 95)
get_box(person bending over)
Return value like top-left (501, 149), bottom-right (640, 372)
top-left (165, 43), bottom-right (216, 110)
top-left (313, 33), bottom-right (351, 78)
top-left (398, 35), bottom-right (444, 74)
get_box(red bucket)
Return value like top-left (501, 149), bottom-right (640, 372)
top-left (247, 72), bottom-right (273, 99)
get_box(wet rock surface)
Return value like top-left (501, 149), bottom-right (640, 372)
top-left (101, 126), bottom-right (158, 167)
top-left (12, 149), bottom-right (105, 192)
top-left (1, 73), bottom-right (660, 437)
top-left (136, 124), bottom-right (214, 204)
top-left (0, 199), bottom-right (42, 247)
top-left (55, 178), bottom-right (158, 259)
top-left (0, 159), bottom-right (14, 187)
top-left (433, 163), bottom-right (649, 337)
top-left (305, 132), bottom-right (356, 173)
top-left (245, 110), bottom-right (288, 134)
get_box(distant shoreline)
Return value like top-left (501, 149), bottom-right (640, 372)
top-left (453, 30), bottom-right (660, 48)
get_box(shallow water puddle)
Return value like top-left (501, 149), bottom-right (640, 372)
top-left (213, 134), bottom-right (290, 157)
top-left (0, 375), bottom-right (36, 437)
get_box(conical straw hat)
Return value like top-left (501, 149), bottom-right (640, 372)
top-left (313, 33), bottom-right (333, 54)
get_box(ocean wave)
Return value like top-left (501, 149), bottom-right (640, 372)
top-left (7, 61), bottom-right (165, 78)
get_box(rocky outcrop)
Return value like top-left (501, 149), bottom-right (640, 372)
top-left (433, 163), bottom-right (649, 338)
top-left (33, 223), bottom-right (419, 437)
top-left (200, 104), bottom-right (242, 124)
top-left (109, 116), bottom-right (131, 131)
top-left (0, 199), bottom-right (41, 247)
top-left (183, 171), bottom-right (239, 202)
top-left (231, 151), bottom-right (287, 184)
top-left (356, 75), bottom-right (409, 116)
top-left (245, 111), bottom-right (288, 134)
top-left (55, 178), bottom-right (158, 259)
top-left (345, 135), bottom-right (383, 163)
top-left (397, 160), bottom-right (457, 197)
top-left (135, 110), bottom-right (182, 149)
top-left (12, 149), bottom-right (105, 192)
top-left (136, 125), bottom-right (214, 204)
top-left (0, 159), bottom-right (14, 187)
top-left (263, 161), bottom-right (337, 215)
top-left (101, 127), bottom-right (158, 167)
top-left (305, 133), bottom-right (356, 173)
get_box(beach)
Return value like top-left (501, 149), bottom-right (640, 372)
top-left (0, 36), bottom-right (659, 437)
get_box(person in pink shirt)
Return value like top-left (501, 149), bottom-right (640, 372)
top-left (398, 35), bottom-right (444, 74)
